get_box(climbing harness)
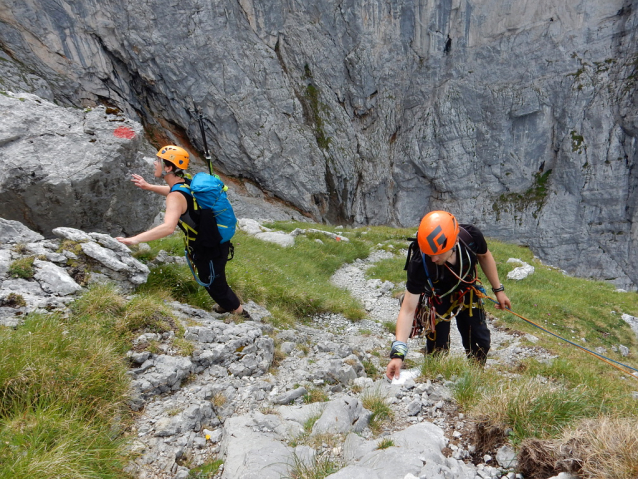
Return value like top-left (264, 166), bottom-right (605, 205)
top-left (185, 250), bottom-right (216, 288)
top-left (411, 243), bottom-right (483, 341)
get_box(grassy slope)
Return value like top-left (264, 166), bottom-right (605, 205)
top-left (1, 223), bottom-right (637, 478)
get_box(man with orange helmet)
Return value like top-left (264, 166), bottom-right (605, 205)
top-left (116, 145), bottom-right (250, 318)
top-left (386, 211), bottom-right (510, 379)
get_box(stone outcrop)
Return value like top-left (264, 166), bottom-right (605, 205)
top-left (0, 219), bottom-right (149, 327)
top-left (0, 0), bottom-right (637, 288)
top-left (0, 91), bottom-right (162, 237)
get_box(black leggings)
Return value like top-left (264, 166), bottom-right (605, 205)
top-left (426, 306), bottom-right (491, 364)
top-left (192, 242), bottom-right (241, 312)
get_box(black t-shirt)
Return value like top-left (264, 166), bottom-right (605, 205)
top-left (405, 224), bottom-right (488, 297)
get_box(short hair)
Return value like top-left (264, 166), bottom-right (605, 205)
top-left (163, 160), bottom-right (184, 177)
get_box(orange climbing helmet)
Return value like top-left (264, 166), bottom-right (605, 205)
top-left (417, 211), bottom-right (460, 255)
top-left (157, 145), bottom-right (189, 170)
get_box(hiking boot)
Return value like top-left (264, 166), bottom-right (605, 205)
top-left (213, 304), bottom-right (230, 314)
top-left (240, 309), bottom-right (252, 320)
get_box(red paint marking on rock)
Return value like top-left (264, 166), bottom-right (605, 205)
top-left (114, 126), bottom-right (136, 139)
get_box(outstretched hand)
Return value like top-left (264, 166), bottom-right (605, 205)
top-left (131, 174), bottom-right (151, 190)
top-left (494, 291), bottom-right (511, 310)
top-left (116, 236), bottom-right (138, 246)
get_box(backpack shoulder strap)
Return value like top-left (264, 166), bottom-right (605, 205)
top-left (170, 182), bottom-right (200, 210)
top-left (457, 226), bottom-right (477, 258)
top-left (404, 237), bottom-right (419, 271)
top-left (170, 182), bottom-right (191, 195)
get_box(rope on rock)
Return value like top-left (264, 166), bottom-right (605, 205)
top-left (480, 292), bottom-right (638, 378)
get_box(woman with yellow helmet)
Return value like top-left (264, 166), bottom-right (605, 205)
top-left (116, 145), bottom-right (249, 319)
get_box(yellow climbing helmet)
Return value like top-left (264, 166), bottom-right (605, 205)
top-left (157, 145), bottom-right (189, 170)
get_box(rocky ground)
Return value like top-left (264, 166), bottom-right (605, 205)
top-left (123, 246), bottom-right (561, 479)
top-left (3, 214), bottom-right (610, 479)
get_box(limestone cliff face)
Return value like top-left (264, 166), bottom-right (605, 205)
top-left (0, 0), bottom-right (636, 288)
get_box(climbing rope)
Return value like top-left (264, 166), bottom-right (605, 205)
top-left (478, 292), bottom-right (638, 378)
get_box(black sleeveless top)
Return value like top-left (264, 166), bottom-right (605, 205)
top-left (171, 182), bottom-right (223, 258)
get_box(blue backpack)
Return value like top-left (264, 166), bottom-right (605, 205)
top-left (171, 172), bottom-right (237, 244)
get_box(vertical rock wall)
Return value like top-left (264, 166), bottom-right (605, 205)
top-left (0, 0), bottom-right (636, 287)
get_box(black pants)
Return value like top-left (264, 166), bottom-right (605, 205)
top-left (192, 242), bottom-right (240, 312)
top-left (426, 306), bottom-right (491, 364)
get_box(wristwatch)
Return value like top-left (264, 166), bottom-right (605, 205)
top-left (492, 284), bottom-right (505, 293)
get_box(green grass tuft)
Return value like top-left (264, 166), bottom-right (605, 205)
top-left (0, 308), bottom-right (132, 478)
top-left (361, 388), bottom-right (393, 435)
top-left (8, 256), bottom-right (35, 279)
top-left (188, 458), bottom-right (223, 478)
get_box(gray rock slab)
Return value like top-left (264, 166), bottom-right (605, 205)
top-left (0, 94), bottom-right (162, 237)
top-left (119, 255), bottom-right (150, 274)
top-left (237, 218), bottom-right (265, 235)
top-left (343, 432), bottom-right (377, 464)
top-left (0, 218), bottom-right (44, 244)
top-left (52, 227), bottom-right (93, 242)
top-left (325, 465), bottom-right (380, 479)
top-left (0, 307), bottom-right (24, 327)
top-left (0, 249), bottom-right (11, 277)
top-left (419, 462), bottom-right (448, 479)
top-left (1, 278), bottom-right (45, 296)
top-left (33, 260), bottom-right (82, 295)
top-left (391, 423), bottom-right (447, 455)
top-left (293, 444), bottom-right (316, 468)
top-left (89, 232), bottom-right (133, 254)
top-left (622, 313), bottom-right (638, 339)
top-left (273, 386), bottom-right (307, 405)
top-left (80, 242), bottom-right (129, 271)
top-left (496, 444), bottom-right (518, 469)
top-left (357, 448), bottom-right (424, 478)
top-left (220, 415), bottom-right (294, 479)
top-left (254, 231), bottom-right (295, 247)
top-left (312, 396), bottom-right (365, 435)
top-left (276, 403), bottom-right (326, 425)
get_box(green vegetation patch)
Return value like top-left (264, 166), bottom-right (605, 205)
top-left (8, 256), bottom-right (35, 279)
top-left (303, 388), bottom-right (329, 404)
top-left (492, 169), bottom-right (553, 219)
top-left (571, 130), bottom-right (586, 154)
top-left (224, 228), bottom-right (373, 326)
top-left (0, 309), bottom-right (131, 478)
top-left (302, 64), bottom-right (331, 150)
top-left (361, 388), bottom-right (393, 435)
top-left (284, 451), bottom-right (341, 479)
top-left (188, 459), bottom-right (223, 478)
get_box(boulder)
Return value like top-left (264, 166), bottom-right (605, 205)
top-left (0, 93), bottom-right (163, 237)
